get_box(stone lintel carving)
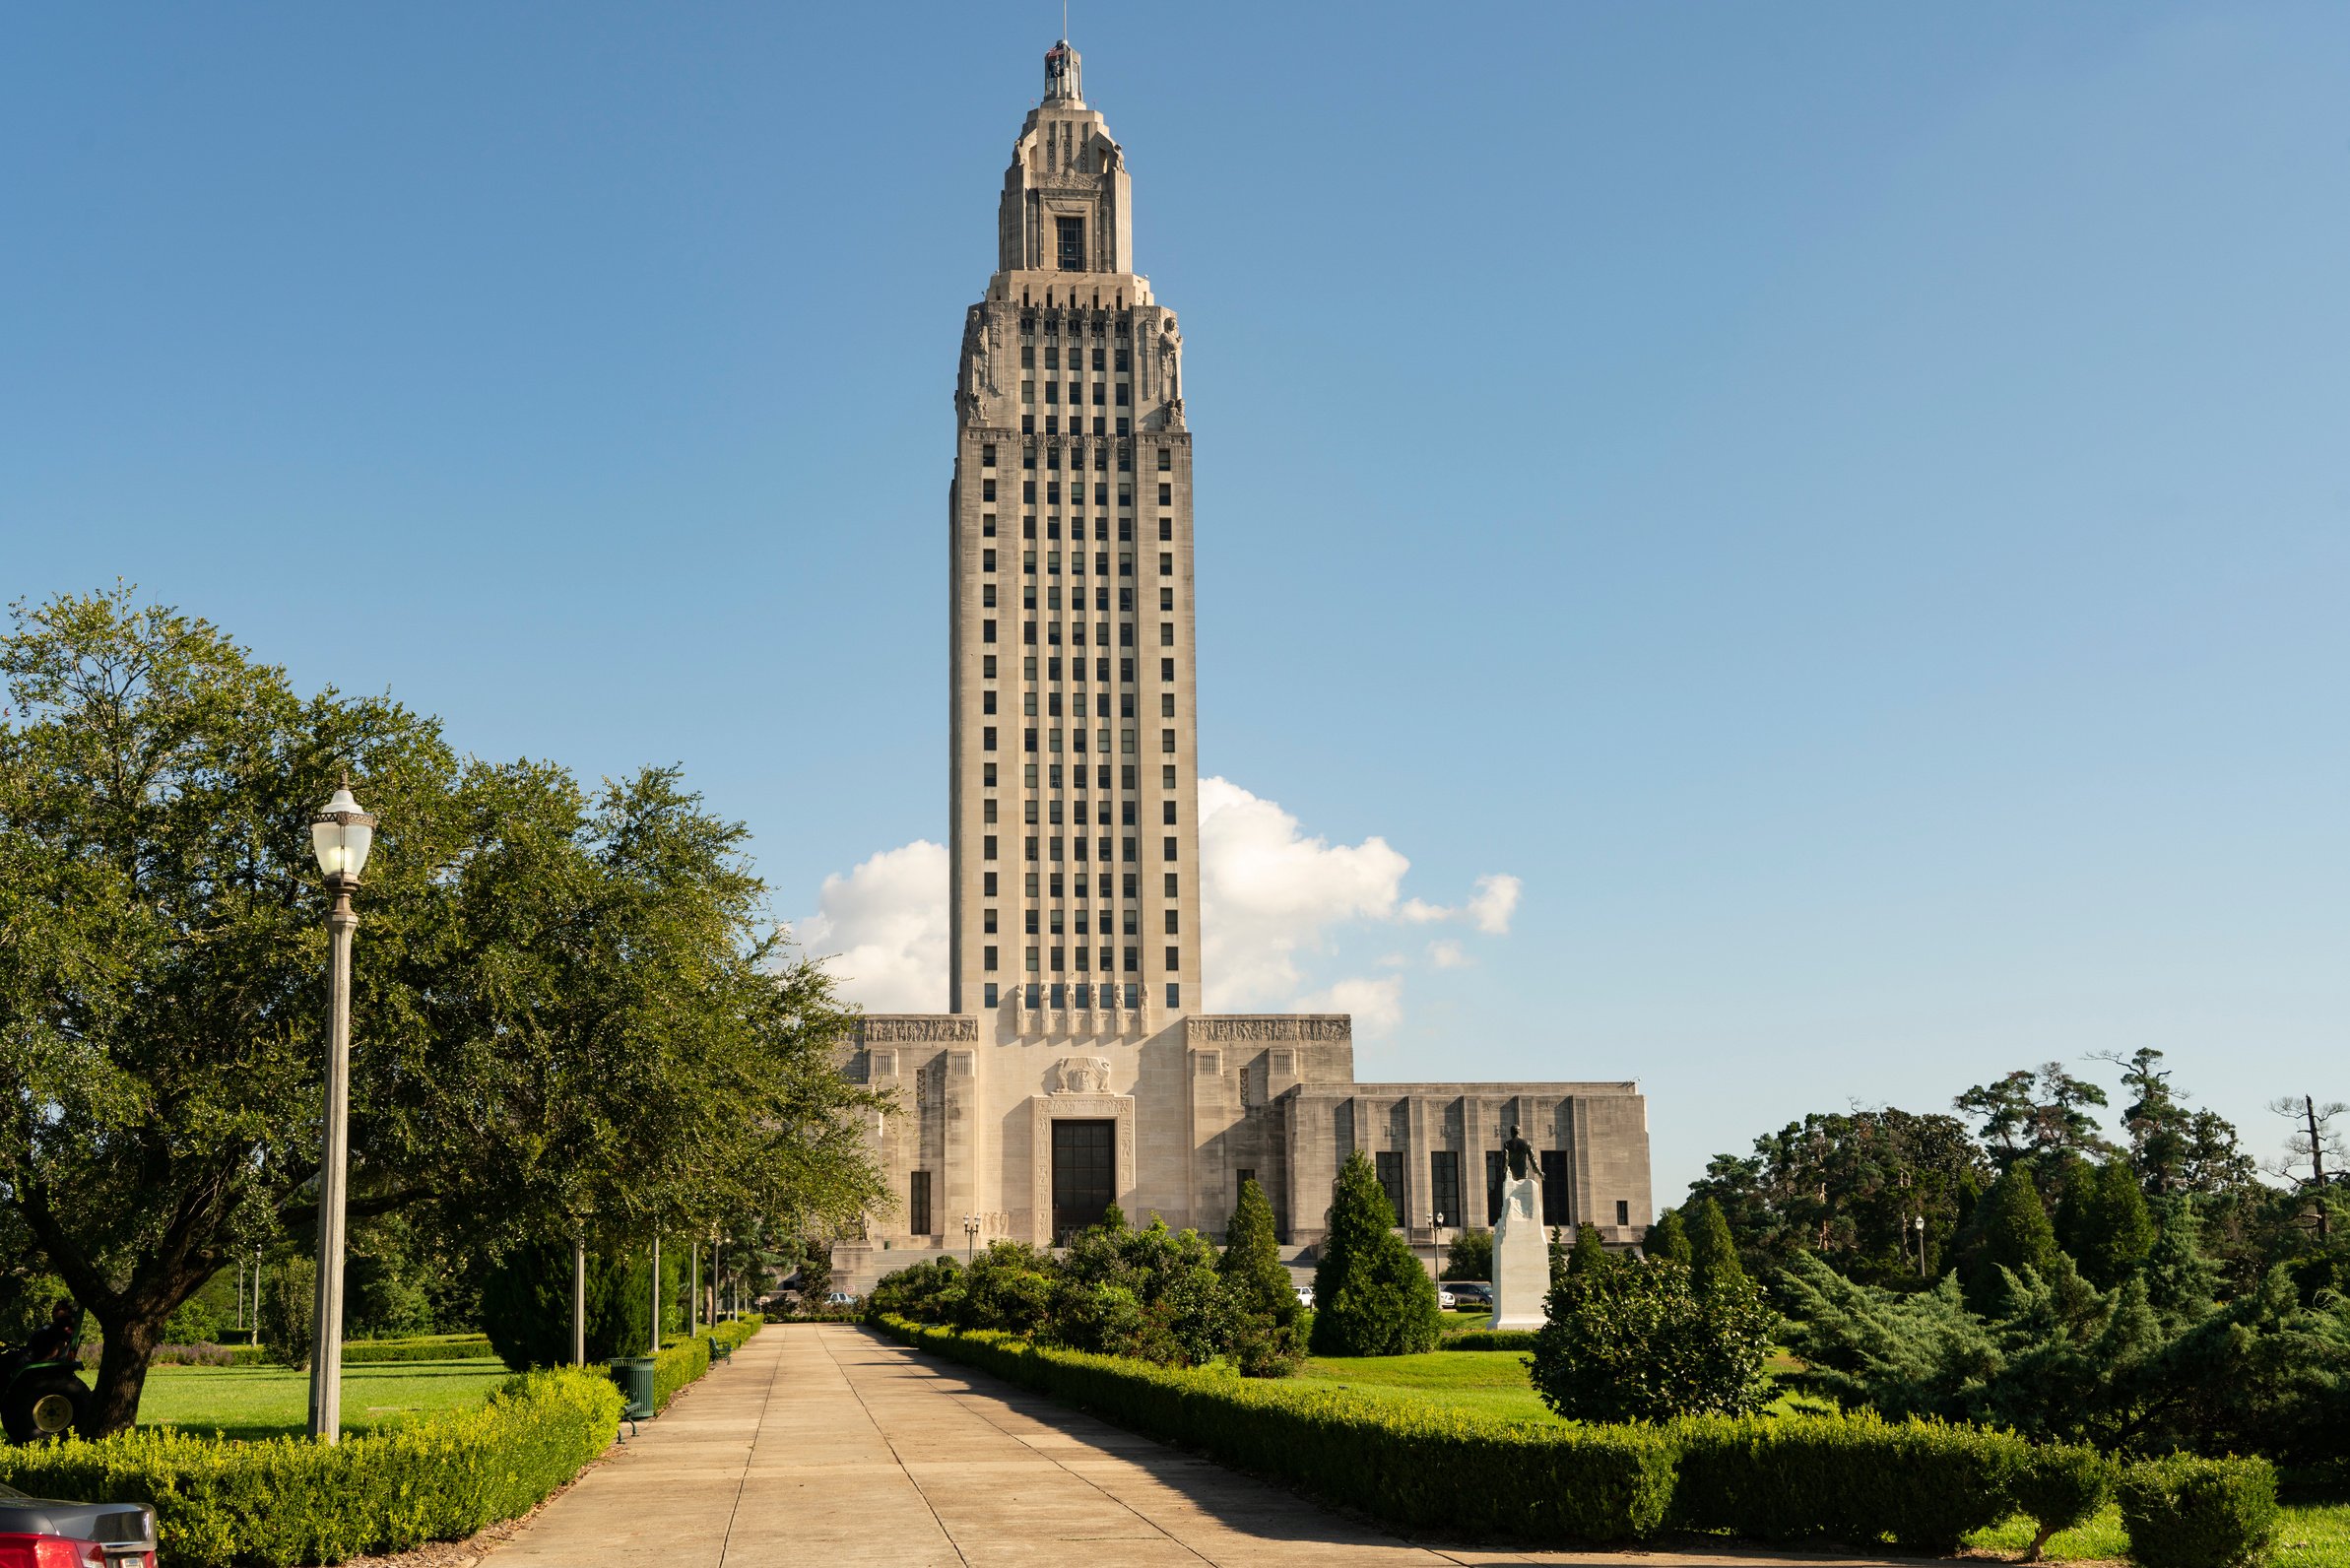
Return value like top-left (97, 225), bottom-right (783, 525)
top-left (859, 1015), bottom-right (979, 1043)
top-left (1184, 1015), bottom-right (1350, 1043)
top-left (1049, 1056), bottom-right (1113, 1094)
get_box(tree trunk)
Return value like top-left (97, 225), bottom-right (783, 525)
top-left (88, 1307), bottom-right (167, 1437)
top-left (2309, 1097), bottom-right (2330, 1239)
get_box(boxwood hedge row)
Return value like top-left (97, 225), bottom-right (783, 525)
top-left (873, 1313), bottom-right (2278, 1565)
top-left (0, 1367), bottom-right (621, 1568)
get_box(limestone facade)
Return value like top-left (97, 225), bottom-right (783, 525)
top-left (830, 42), bottom-right (1652, 1284)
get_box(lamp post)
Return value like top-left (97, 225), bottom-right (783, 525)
top-left (963, 1214), bottom-right (982, 1264)
top-left (1912, 1214), bottom-right (1926, 1277)
top-left (307, 777), bottom-right (376, 1444)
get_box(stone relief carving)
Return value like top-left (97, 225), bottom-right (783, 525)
top-left (1050, 1056), bottom-right (1112, 1094)
top-left (861, 1016), bottom-right (978, 1043)
top-left (1185, 1017), bottom-right (1350, 1043)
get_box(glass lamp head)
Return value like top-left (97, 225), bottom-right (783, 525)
top-left (310, 782), bottom-right (378, 882)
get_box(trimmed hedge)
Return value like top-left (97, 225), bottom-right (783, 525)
top-left (873, 1315), bottom-right (2164, 1555)
top-left (2118, 1455), bottom-right (2279, 1568)
top-left (1668, 1412), bottom-right (2026, 1551)
top-left (0, 1368), bottom-right (620, 1568)
top-left (877, 1315), bottom-right (1674, 1541)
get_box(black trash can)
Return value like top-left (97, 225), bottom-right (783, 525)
top-left (607, 1356), bottom-right (656, 1421)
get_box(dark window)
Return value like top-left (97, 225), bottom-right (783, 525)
top-left (1374, 1151), bottom-right (1407, 1227)
top-left (1430, 1151), bottom-right (1462, 1229)
top-left (982, 620), bottom-right (996, 644)
top-left (1159, 658), bottom-right (1173, 681)
top-left (982, 479), bottom-right (996, 501)
top-left (983, 982), bottom-right (998, 1006)
top-left (1540, 1151), bottom-right (1570, 1226)
top-left (910, 1171), bottom-right (932, 1236)
top-left (1485, 1151), bottom-right (1506, 1223)
top-left (1157, 448), bottom-right (1172, 472)
top-left (1158, 483), bottom-right (1172, 504)
top-left (1115, 383), bottom-right (1129, 406)
top-left (1165, 981), bottom-right (1179, 1008)
top-left (982, 443), bottom-right (997, 466)
top-left (982, 872), bottom-right (998, 896)
top-left (1056, 216), bottom-right (1085, 272)
top-left (1051, 1119), bottom-right (1116, 1240)
top-left (1616, 1201), bottom-right (1631, 1227)
top-left (1163, 908), bottom-right (1178, 933)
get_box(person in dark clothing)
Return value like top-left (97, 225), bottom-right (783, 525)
top-left (22, 1303), bottom-right (76, 1365)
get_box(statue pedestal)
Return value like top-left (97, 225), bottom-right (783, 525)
top-left (1491, 1175), bottom-right (1549, 1331)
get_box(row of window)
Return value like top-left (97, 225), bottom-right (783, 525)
top-left (1017, 345), bottom-right (1128, 372)
top-left (984, 516), bottom-right (1178, 544)
top-left (979, 621), bottom-right (1180, 650)
top-left (974, 833), bottom-right (1182, 863)
top-left (975, 871), bottom-right (1181, 900)
top-left (1019, 308), bottom-right (1124, 336)
top-left (978, 442), bottom-right (1173, 474)
top-left (977, 655), bottom-right (1179, 685)
top-left (980, 585), bottom-right (1166, 614)
top-left (981, 981), bottom-right (1180, 1011)
top-left (1023, 380), bottom-right (1130, 410)
top-left (977, 907), bottom-right (1170, 931)
top-left (985, 906), bottom-right (1176, 936)
top-left (979, 690), bottom-right (1176, 719)
top-left (981, 945), bottom-right (1178, 975)
top-left (1018, 414), bottom-right (1123, 435)
top-left (977, 762), bottom-right (1181, 792)
top-left (976, 727), bottom-right (1182, 756)
top-left (983, 797), bottom-right (1180, 826)
top-left (979, 550), bottom-right (1177, 576)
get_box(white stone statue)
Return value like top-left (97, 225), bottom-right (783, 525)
top-left (1156, 317), bottom-right (1182, 405)
top-left (1490, 1124), bottom-right (1549, 1331)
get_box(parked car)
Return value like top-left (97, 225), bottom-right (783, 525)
top-left (1447, 1281), bottom-right (1493, 1308)
top-left (1436, 1286), bottom-right (1458, 1308)
top-left (0, 1479), bottom-right (157, 1566)
top-left (824, 1291), bottom-right (859, 1308)
top-left (1292, 1284), bottom-right (1315, 1308)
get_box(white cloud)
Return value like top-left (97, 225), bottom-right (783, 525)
top-left (1198, 776), bottom-right (1409, 1009)
top-left (1395, 873), bottom-right (1523, 935)
top-left (1299, 975), bottom-right (1405, 1037)
top-left (797, 781), bottom-right (1522, 1033)
top-left (796, 840), bottom-right (949, 1013)
top-left (1466, 873), bottom-right (1523, 936)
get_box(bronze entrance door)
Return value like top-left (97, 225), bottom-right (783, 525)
top-left (1051, 1119), bottom-right (1115, 1242)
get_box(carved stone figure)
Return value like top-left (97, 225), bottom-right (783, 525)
top-left (1051, 1056), bottom-right (1112, 1094)
top-left (1503, 1123), bottom-right (1535, 1182)
top-left (1156, 317), bottom-right (1182, 405)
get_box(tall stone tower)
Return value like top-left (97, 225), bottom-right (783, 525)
top-left (830, 43), bottom-right (1651, 1287)
top-left (947, 38), bottom-right (1200, 1026)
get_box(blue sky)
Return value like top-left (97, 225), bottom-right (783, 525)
top-left (5, 4), bottom-right (2345, 1206)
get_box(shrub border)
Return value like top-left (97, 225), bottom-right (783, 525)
top-left (870, 1313), bottom-right (2254, 1560)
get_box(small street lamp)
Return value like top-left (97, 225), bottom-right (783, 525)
top-left (963, 1213), bottom-right (982, 1264)
top-left (307, 776), bottom-right (375, 1445)
top-left (1912, 1214), bottom-right (1927, 1277)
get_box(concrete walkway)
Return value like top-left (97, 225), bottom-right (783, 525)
top-left (487, 1323), bottom-right (1942, 1567)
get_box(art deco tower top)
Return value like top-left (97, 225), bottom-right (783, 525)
top-left (996, 40), bottom-right (1135, 280)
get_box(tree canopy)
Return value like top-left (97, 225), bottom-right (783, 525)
top-left (0, 588), bottom-right (884, 1430)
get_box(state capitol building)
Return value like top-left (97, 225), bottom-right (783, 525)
top-left (833, 41), bottom-right (1651, 1288)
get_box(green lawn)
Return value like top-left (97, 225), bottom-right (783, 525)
top-left (1296, 1349), bottom-right (1550, 1421)
top-left (136, 1357), bottom-right (516, 1441)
